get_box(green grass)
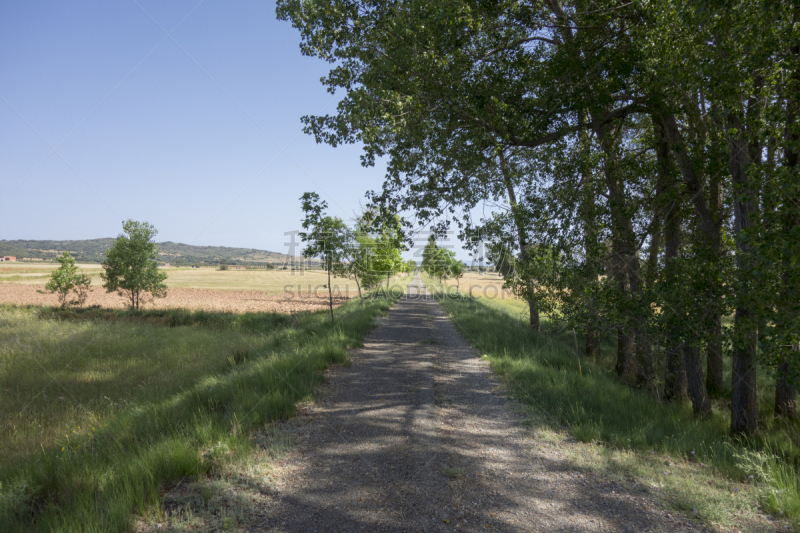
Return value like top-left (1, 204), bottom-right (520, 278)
top-left (0, 285), bottom-right (405, 532)
top-left (425, 278), bottom-right (800, 531)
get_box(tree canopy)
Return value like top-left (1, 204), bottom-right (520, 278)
top-left (279, 0), bottom-right (800, 434)
top-left (101, 220), bottom-right (168, 310)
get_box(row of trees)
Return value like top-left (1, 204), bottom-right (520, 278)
top-left (299, 192), bottom-right (414, 322)
top-left (279, 0), bottom-right (799, 433)
top-left (421, 235), bottom-right (466, 289)
top-left (43, 220), bottom-right (167, 310)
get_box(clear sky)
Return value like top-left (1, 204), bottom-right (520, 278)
top-left (1, 1), bottom-right (473, 262)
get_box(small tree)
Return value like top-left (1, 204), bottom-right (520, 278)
top-left (300, 193), bottom-right (353, 322)
top-left (101, 220), bottom-right (168, 310)
top-left (41, 251), bottom-right (91, 308)
top-left (369, 214), bottom-right (405, 289)
top-left (372, 236), bottom-right (403, 289)
top-left (450, 259), bottom-right (465, 290)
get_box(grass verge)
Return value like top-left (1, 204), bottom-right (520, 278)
top-left (0, 286), bottom-right (405, 532)
top-left (426, 279), bottom-right (799, 532)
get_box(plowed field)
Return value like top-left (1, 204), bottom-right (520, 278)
top-left (0, 284), bottom-right (348, 314)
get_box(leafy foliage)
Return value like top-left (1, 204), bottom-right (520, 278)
top-left (40, 251), bottom-right (91, 309)
top-left (279, 0), bottom-right (800, 432)
top-left (101, 220), bottom-right (168, 310)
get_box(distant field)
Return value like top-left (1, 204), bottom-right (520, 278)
top-left (0, 263), bottom-right (352, 292)
top-left (0, 264), bottom-right (366, 313)
top-left (441, 272), bottom-right (517, 299)
top-left (165, 268), bottom-right (356, 294)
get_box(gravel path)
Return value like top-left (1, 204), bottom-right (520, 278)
top-left (256, 275), bottom-right (704, 532)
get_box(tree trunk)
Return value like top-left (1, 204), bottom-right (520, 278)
top-left (728, 111), bottom-right (759, 436)
top-left (660, 114), bottom-right (727, 399)
top-left (528, 298), bottom-right (540, 331)
top-left (585, 325), bottom-right (600, 359)
top-left (683, 341), bottom-right (712, 418)
top-left (595, 119), bottom-right (641, 382)
top-left (616, 329), bottom-right (635, 380)
top-left (579, 112), bottom-right (601, 359)
top-left (775, 350), bottom-right (797, 419)
top-left (664, 343), bottom-right (688, 402)
top-left (775, 40), bottom-right (799, 419)
top-left (637, 217), bottom-right (661, 392)
top-left (637, 339), bottom-right (658, 395)
top-left (656, 116), bottom-right (688, 402)
top-left (354, 275), bottom-right (363, 305)
top-left (706, 166), bottom-right (726, 396)
top-left (499, 150), bottom-right (540, 331)
top-left (706, 317), bottom-right (725, 396)
top-left (328, 259), bottom-right (334, 324)
top-left (659, 114), bottom-right (722, 251)
top-left (730, 324), bottom-right (757, 434)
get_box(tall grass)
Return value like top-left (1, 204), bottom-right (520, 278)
top-left (0, 286), bottom-right (403, 532)
top-left (428, 282), bottom-right (800, 529)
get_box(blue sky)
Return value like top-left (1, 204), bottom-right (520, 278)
top-left (1, 1), bottom-right (471, 261)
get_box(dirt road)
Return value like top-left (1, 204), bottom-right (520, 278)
top-left (256, 275), bottom-right (703, 532)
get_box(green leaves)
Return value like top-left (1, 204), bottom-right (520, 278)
top-left (101, 220), bottom-right (168, 310)
top-left (42, 251), bottom-right (91, 309)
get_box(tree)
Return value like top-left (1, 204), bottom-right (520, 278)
top-left (41, 251), bottom-right (91, 308)
top-left (101, 220), bottom-right (168, 310)
top-left (300, 193), bottom-right (389, 315)
top-left (450, 259), bottom-right (465, 291)
top-left (280, 0), bottom-right (800, 435)
top-left (299, 192), bottom-right (348, 322)
top-left (371, 235), bottom-right (404, 289)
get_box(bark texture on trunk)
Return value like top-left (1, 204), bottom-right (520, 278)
top-left (579, 111), bottom-right (601, 359)
top-left (656, 118), bottom-right (687, 402)
top-left (615, 329), bottom-right (636, 379)
top-left (528, 298), bottom-right (540, 331)
top-left (706, 317), bottom-right (725, 396)
top-left (664, 343), bottom-right (688, 402)
top-left (730, 325), bottom-right (758, 434)
top-left (683, 342), bottom-right (712, 417)
top-left (585, 325), bottom-right (600, 358)
top-left (706, 170), bottom-right (726, 395)
top-left (328, 261), bottom-right (335, 324)
top-left (728, 110), bottom-right (759, 436)
top-left (775, 353), bottom-right (798, 418)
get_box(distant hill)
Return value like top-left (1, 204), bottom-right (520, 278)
top-left (0, 239), bottom-right (317, 267)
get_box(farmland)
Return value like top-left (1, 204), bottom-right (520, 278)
top-left (0, 259), bottom-right (407, 531)
top-left (0, 263), bottom-right (362, 313)
top-left (440, 271), bottom-right (515, 299)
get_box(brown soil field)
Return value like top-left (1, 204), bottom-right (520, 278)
top-left (441, 272), bottom-right (517, 299)
top-left (0, 284), bottom-right (348, 314)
